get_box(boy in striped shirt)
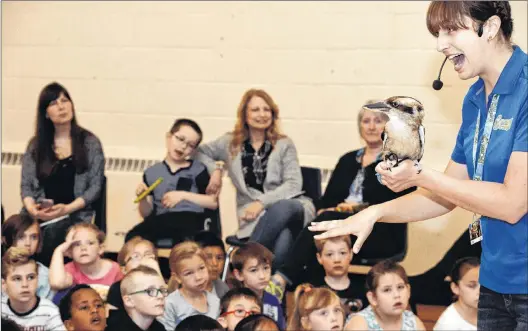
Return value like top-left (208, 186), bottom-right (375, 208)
top-left (1, 247), bottom-right (65, 331)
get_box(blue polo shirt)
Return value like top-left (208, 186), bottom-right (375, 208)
top-left (451, 46), bottom-right (527, 294)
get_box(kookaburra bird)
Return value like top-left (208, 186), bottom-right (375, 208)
top-left (363, 96), bottom-right (425, 172)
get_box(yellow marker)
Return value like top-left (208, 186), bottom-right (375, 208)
top-left (134, 177), bottom-right (163, 203)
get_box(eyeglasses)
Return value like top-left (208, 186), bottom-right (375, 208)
top-left (128, 287), bottom-right (169, 297)
top-left (125, 251), bottom-right (157, 265)
top-left (221, 309), bottom-right (259, 318)
top-left (173, 134), bottom-right (197, 150)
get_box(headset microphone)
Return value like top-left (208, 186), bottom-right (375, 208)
top-left (432, 56), bottom-right (448, 91)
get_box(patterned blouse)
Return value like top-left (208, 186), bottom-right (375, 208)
top-left (355, 305), bottom-right (417, 330)
top-left (241, 139), bottom-right (272, 192)
top-left (345, 148), bottom-right (382, 204)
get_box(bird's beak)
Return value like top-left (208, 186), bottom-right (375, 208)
top-left (363, 101), bottom-right (391, 112)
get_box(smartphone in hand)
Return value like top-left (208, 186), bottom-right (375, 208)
top-left (37, 198), bottom-right (54, 209)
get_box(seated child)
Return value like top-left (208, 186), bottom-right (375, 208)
top-left (59, 284), bottom-right (106, 331)
top-left (235, 314), bottom-right (281, 331)
top-left (106, 265), bottom-right (167, 331)
top-left (49, 223), bottom-right (123, 299)
top-left (434, 257), bottom-right (480, 331)
top-left (107, 236), bottom-right (162, 311)
top-left (287, 283), bottom-right (345, 331)
top-left (345, 260), bottom-right (425, 331)
top-left (176, 315), bottom-right (223, 331)
top-left (194, 231), bottom-right (229, 298)
top-left (314, 235), bottom-right (367, 316)
top-left (217, 287), bottom-right (262, 331)
top-left (126, 119), bottom-right (219, 247)
top-left (1, 247), bottom-right (65, 330)
top-left (159, 241), bottom-right (220, 330)
top-left (231, 242), bottom-right (285, 330)
top-left (2, 214), bottom-right (54, 299)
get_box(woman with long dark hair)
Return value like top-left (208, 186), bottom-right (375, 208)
top-left (21, 82), bottom-right (105, 266)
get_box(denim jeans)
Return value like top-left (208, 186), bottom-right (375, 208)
top-left (249, 199), bottom-right (304, 270)
top-left (478, 285), bottom-right (528, 331)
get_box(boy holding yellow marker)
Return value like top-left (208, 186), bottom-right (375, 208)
top-left (126, 119), bottom-right (219, 246)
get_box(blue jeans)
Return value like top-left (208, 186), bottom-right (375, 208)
top-left (478, 285), bottom-right (528, 331)
top-left (249, 200), bottom-right (304, 270)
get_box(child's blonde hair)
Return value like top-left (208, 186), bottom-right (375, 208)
top-left (167, 241), bottom-right (207, 292)
top-left (117, 236), bottom-right (157, 267)
top-left (287, 283), bottom-right (343, 331)
top-left (67, 222), bottom-right (105, 244)
top-left (1, 247), bottom-right (38, 279)
top-left (314, 235), bottom-right (352, 253)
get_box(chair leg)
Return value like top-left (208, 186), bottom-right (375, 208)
top-left (222, 245), bottom-right (237, 282)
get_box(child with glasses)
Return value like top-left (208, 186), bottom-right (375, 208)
top-left (106, 265), bottom-right (167, 331)
top-left (217, 288), bottom-right (262, 331)
top-left (107, 236), bottom-right (163, 311)
top-left (126, 119), bottom-right (219, 248)
top-left (160, 241), bottom-right (220, 330)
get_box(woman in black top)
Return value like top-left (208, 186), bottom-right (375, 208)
top-left (20, 82), bottom-right (105, 266)
top-left (270, 101), bottom-right (416, 292)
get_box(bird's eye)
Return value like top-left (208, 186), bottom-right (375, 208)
top-left (391, 101), bottom-right (399, 108)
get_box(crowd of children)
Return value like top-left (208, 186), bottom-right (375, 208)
top-left (1, 211), bottom-right (480, 330)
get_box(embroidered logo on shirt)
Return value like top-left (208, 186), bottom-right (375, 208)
top-left (493, 115), bottom-right (513, 131)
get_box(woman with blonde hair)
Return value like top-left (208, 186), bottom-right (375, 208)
top-left (196, 89), bottom-right (315, 269)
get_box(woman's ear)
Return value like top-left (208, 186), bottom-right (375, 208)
top-left (485, 15), bottom-right (502, 40)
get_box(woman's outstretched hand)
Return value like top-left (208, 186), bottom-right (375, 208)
top-left (308, 207), bottom-right (381, 254)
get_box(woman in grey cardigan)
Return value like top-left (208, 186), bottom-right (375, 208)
top-left (196, 89), bottom-right (315, 269)
top-left (20, 82), bottom-right (105, 266)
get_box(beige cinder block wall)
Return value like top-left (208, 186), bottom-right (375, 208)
top-left (2, 1), bottom-right (527, 275)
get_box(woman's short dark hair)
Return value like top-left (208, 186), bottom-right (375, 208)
top-left (426, 1), bottom-right (513, 42)
top-left (175, 314), bottom-right (223, 331)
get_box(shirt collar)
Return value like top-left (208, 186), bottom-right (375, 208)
top-left (472, 45), bottom-right (527, 99)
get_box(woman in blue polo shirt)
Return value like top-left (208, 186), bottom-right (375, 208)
top-left (310, 2), bottom-right (527, 330)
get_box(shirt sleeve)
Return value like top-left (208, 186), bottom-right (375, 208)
top-left (513, 99), bottom-right (527, 152)
top-left (451, 123), bottom-right (467, 164)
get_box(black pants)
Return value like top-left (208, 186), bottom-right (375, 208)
top-left (125, 211), bottom-right (207, 248)
top-left (277, 210), bottom-right (407, 287)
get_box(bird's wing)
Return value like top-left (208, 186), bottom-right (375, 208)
top-left (418, 125), bottom-right (425, 161)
